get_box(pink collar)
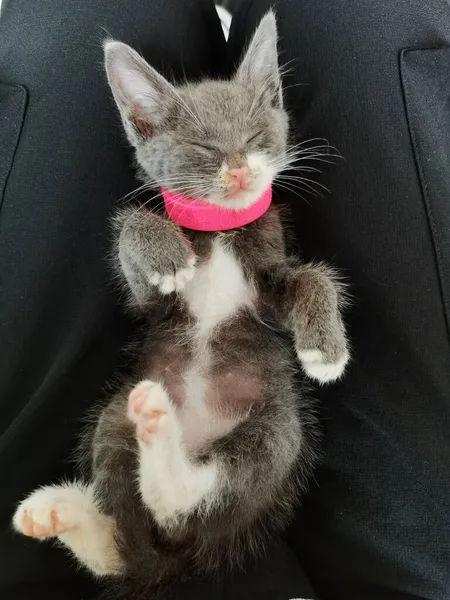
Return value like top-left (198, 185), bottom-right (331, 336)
top-left (162, 186), bottom-right (272, 232)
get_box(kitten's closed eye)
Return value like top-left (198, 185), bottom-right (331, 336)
top-left (187, 141), bottom-right (219, 153)
top-left (246, 131), bottom-right (264, 145)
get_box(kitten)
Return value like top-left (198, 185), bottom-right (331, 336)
top-left (13, 12), bottom-right (349, 598)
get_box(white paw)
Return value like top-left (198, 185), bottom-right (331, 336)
top-left (13, 486), bottom-right (84, 539)
top-left (298, 349), bottom-right (349, 384)
top-left (149, 257), bottom-right (196, 294)
top-left (127, 380), bottom-right (174, 444)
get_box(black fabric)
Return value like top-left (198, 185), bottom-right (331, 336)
top-left (401, 48), bottom-right (450, 318)
top-left (228, 1), bottom-right (450, 599)
top-left (1, 0), bottom-right (450, 599)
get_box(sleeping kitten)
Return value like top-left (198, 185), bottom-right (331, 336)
top-left (13, 12), bottom-right (349, 598)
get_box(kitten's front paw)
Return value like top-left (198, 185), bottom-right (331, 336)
top-left (13, 487), bottom-right (80, 539)
top-left (128, 380), bottom-right (174, 444)
top-left (118, 210), bottom-right (197, 298)
top-left (298, 348), bottom-right (349, 384)
top-left (149, 256), bottom-right (197, 294)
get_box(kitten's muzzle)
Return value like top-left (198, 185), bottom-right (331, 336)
top-left (225, 166), bottom-right (252, 194)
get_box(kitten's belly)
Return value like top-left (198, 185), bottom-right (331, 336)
top-left (147, 345), bottom-right (263, 453)
top-left (145, 239), bottom-right (262, 452)
top-left (179, 364), bottom-right (262, 452)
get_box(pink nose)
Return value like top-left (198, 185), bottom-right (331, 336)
top-left (228, 166), bottom-right (251, 190)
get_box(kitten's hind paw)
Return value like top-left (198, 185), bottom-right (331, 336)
top-left (298, 349), bottom-right (349, 384)
top-left (127, 380), bottom-right (174, 444)
top-left (13, 486), bottom-right (86, 539)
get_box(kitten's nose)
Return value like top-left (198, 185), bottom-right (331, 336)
top-left (227, 166), bottom-right (251, 191)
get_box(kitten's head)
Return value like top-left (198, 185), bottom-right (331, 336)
top-left (105, 12), bottom-right (288, 209)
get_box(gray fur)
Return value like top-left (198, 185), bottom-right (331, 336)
top-left (12, 12), bottom-right (350, 599)
top-left (104, 12), bottom-right (287, 206)
top-left (114, 209), bottom-right (195, 308)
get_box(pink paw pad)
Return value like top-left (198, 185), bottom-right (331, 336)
top-left (136, 411), bottom-right (166, 444)
top-left (21, 508), bottom-right (67, 538)
top-left (128, 387), bottom-right (147, 415)
top-left (127, 383), bottom-right (168, 444)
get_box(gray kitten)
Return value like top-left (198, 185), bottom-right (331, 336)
top-left (13, 12), bottom-right (349, 598)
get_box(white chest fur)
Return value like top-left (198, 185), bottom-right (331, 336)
top-left (183, 238), bottom-right (255, 336)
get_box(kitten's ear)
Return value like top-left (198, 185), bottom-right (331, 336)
top-left (235, 11), bottom-right (282, 106)
top-left (104, 41), bottom-right (176, 144)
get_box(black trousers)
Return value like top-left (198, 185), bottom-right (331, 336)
top-left (1, 1), bottom-right (450, 599)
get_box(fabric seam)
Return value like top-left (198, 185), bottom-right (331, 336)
top-left (0, 83), bottom-right (27, 212)
top-left (399, 47), bottom-right (450, 344)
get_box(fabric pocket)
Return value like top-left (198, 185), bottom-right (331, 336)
top-left (401, 47), bottom-right (450, 335)
top-left (0, 82), bottom-right (27, 211)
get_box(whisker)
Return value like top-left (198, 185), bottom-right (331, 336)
top-left (277, 178), bottom-right (324, 198)
top-left (172, 87), bottom-right (205, 134)
top-left (118, 182), bottom-right (157, 204)
top-left (277, 174), bottom-right (331, 195)
top-left (273, 181), bottom-right (312, 207)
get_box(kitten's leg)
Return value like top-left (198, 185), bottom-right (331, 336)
top-left (13, 482), bottom-right (123, 576)
top-left (116, 208), bottom-right (196, 307)
top-left (127, 381), bottom-right (219, 526)
top-left (286, 264), bottom-right (350, 383)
